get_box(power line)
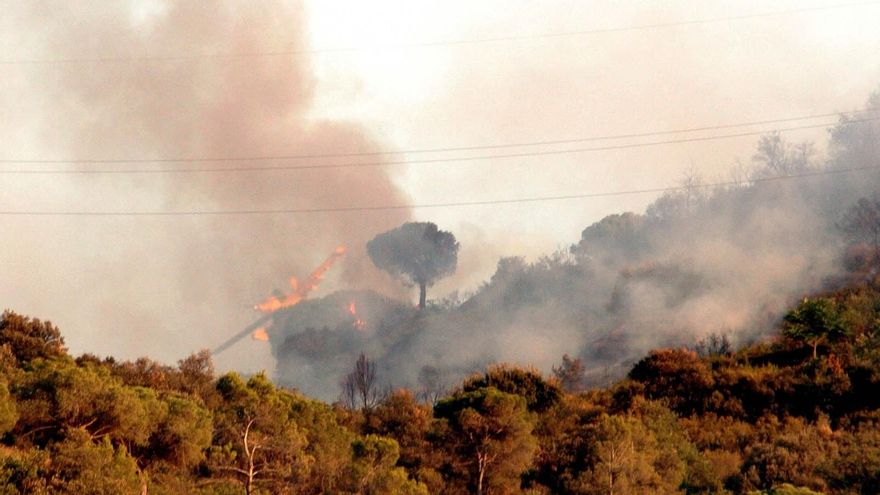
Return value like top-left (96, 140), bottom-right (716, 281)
top-left (3, 1), bottom-right (879, 65)
top-left (2, 109), bottom-right (874, 167)
top-left (1, 164), bottom-right (876, 217)
top-left (2, 116), bottom-right (877, 175)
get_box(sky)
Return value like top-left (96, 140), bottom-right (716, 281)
top-left (0, 0), bottom-right (879, 372)
top-left (304, 0), bottom-right (880, 290)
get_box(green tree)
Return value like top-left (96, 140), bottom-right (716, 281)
top-left (0, 381), bottom-right (18, 436)
top-left (210, 372), bottom-right (307, 495)
top-left (0, 311), bottom-right (66, 363)
top-left (175, 349), bottom-right (217, 405)
top-left (344, 435), bottom-right (427, 494)
top-left (783, 298), bottom-right (848, 359)
top-left (574, 414), bottom-right (670, 495)
top-left (12, 359), bottom-right (163, 448)
top-left (434, 387), bottom-right (536, 495)
top-left (461, 364), bottom-right (562, 413)
top-left (367, 222), bottom-right (459, 308)
top-left (575, 212), bottom-right (646, 261)
top-left (47, 428), bottom-right (144, 495)
top-left (528, 393), bottom-right (605, 493)
top-left (364, 390), bottom-right (438, 483)
top-left (828, 88), bottom-right (880, 172)
top-left (288, 396), bottom-right (358, 494)
top-left (146, 393), bottom-right (213, 470)
top-left (628, 348), bottom-right (715, 415)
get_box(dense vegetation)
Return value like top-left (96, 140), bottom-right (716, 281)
top-left (5, 278), bottom-right (880, 493)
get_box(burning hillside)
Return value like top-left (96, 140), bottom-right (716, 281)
top-left (254, 247), bottom-right (347, 314)
top-left (267, 289), bottom-right (415, 398)
top-left (211, 246), bottom-right (350, 356)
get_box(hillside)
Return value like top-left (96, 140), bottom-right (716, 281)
top-left (3, 280), bottom-right (880, 493)
top-left (5, 3), bottom-right (880, 494)
top-left (252, 88), bottom-right (880, 403)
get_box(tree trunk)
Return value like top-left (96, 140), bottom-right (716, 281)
top-left (476, 452), bottom-right (486, 495)
top-left (243, 418), bottom-right (255, 495)
top-left (419, 283), bottom-right (427, 309)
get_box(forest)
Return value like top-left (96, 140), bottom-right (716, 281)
top-left (6, 279), bottom-right (880, 493)
top-left (1, 80), bottom-right (879, 495)
top-left (4, 2), bottom-right (880, 493)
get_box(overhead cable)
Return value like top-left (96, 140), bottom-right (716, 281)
top-left (2, 115), bottom-right (878, 175)
top-left (1, 164), bottom-right (876, 217)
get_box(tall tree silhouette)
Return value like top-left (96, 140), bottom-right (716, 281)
top-left (367, 222), bottom-right (459, 309)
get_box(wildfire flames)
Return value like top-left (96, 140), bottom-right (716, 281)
top-left (254, 247), bottom-right (347, 313)
top-left (251, 327), bottom-right (270, 341)
top-left (349, 302), bottom-right (367, 332)
top-left (249, 246), bottom-right (347, 341)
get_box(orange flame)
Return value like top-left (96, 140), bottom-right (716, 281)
top-left (348, 301), bottom-right (367, 331)
top-left (251, 327), bottom-right (270, 341)
top-left (254, 246), bottom-right (347, 313)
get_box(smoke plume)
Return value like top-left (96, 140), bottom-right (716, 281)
top-left (268, 94), bottom-right (880, 400)
top-left (0, 1), bottom-right (410, 369)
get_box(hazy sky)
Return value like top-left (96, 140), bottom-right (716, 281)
top-left (1, 0), bottom-right (879, 370)
top-left (304, 0), bottom-right (880, 290)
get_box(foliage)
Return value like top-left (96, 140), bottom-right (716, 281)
top-left (570, 414), bottom-right (675, 495)
top-left (6, 271), bottom-right (880, 492)
top-left (434, 387), bottom-right (537, 494)
top-left (461, 364), bottom-right (562, 413)
top-left (629, 348), bottom-right (715, 415)
top-left (344, 435), bottom-right (428, 494)
top-left (783, 298), bottom-right (849, 359)
top-left (0, 312), bottom-right (66, 364)
top-left (367, 221), bottom-right (459, 308)
top-left (210, 372), bottom-right (308, 494)
top-left (45, 429), bottom-right (143, 494)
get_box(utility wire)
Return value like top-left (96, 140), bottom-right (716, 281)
top-left (2, 1), bottom-right (879, 65)
top-left (2, 109), bottom-right (874, 166)
top-left (1, 164), bottom-right (876, 217)
top-left (2, 116), bottom-right (877, 175)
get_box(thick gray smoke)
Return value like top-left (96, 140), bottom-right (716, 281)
top-left (269, 91), bottom-right (880, 400)
top-left (0, 1), bottom-right (410, 368)
top-left (2, 1), bottom-right (879, 401)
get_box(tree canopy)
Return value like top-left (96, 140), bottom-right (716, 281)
top-left (366, 222), bottom-right (459, 308)
top-left (783, 298), bottom-right (849, 359)
top-left (5, 281), bottom-right (880, 493)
